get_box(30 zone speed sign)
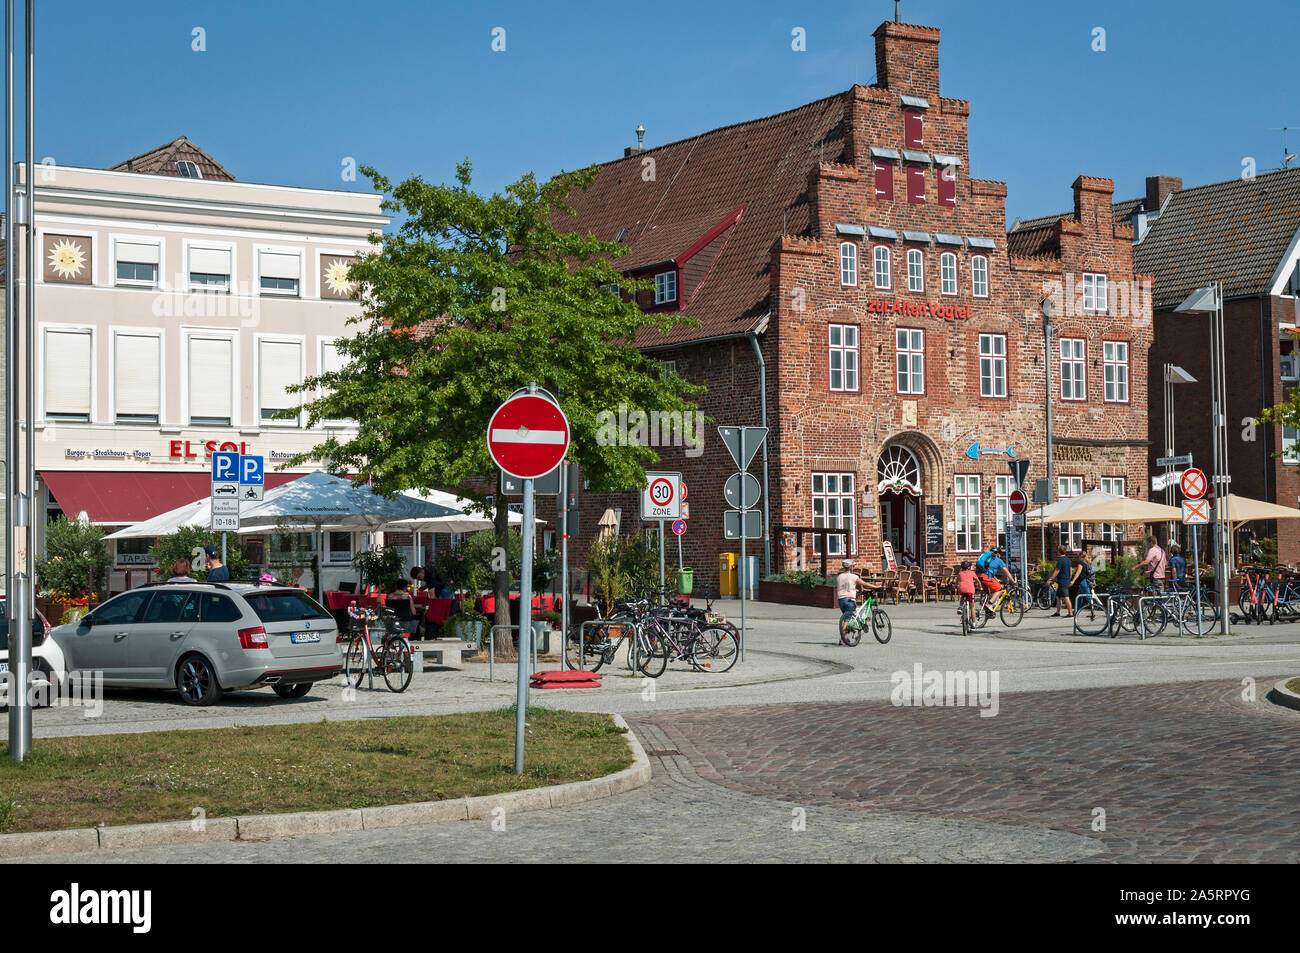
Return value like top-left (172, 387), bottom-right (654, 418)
top-left (640, 471), bottom-right (682, 520)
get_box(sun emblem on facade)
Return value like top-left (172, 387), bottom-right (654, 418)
top-left (324, 259), bottom-right (354, 296)
top-left (48, 239), bottom-right (86, 279)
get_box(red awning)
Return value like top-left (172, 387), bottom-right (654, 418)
top-left (42, 471), bottom-right (302, 526)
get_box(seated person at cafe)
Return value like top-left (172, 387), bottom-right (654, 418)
top-left (410, 566), bottom-right (425, 590)
top-left (386, 583), bottom-right (421, 637)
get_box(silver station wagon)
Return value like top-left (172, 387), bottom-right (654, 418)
top-left (50, 583), bottom-right (343, 705)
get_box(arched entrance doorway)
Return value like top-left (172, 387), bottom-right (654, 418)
top-left (878, 444), bottom-right (923, 567)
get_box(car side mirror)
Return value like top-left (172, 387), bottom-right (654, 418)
top-left (80, 614), bottom-right (94, 627)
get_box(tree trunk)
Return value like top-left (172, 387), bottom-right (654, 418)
top-left (493, 495), bottom-right (517, 661)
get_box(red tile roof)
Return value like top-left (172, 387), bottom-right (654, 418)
top-left (557, 91), bottom-right (852, 347)
top-left (110, 136), bottom-right (236, 182)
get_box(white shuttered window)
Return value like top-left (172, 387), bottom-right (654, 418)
top-left (114, 333), bottom-right (160, 422)
top-left (259, 340), bottom-right (302, 424)
top-left (45, 329), bottom-right (92, 420)
top-left (188, 335), bottom-right (233, 425)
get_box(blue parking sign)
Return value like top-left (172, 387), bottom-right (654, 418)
top-left (240, 455), bottom-right (265, 486)
top-left (212, 451), bottom-right (239, 483)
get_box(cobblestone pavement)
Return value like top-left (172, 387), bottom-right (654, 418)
top-left (32, 720), bottom-right (1100, 864)
top-left (629, 680), bottom-right (1300, 863)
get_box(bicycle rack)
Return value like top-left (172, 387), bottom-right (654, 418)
top-left (486, 625), bottom-right (538, 683)
top-left (569, 620), bottom-right (637, 673)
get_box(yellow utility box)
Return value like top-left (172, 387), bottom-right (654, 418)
top-left (718, 553), bottom-right (738, 597)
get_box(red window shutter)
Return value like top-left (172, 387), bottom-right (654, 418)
top-left (938, 165), bottom-right (956, 207)
top-left (874, 161), bottom-right (893, 200)
top-left (907, 166), bottom-right (925, 205)
top-left (904, 110), bottom-right (924, 148)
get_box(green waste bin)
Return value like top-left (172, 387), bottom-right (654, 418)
top-left (677, 567), bottom-right (694, 595)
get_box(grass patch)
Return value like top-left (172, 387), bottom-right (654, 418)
top-left (1286, 677), bottom-right (1300, 696)
top-left (0, 707), bottom-right (631, 834)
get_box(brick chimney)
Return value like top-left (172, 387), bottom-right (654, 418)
top-left (1072, 175), bottom-right (1115, 229)
top-left (1145, 175), bottom-right (1182, 212)
top-left (872, 21), bottom-right (940, 99)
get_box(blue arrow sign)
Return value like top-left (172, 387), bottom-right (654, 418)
top-left (966, 441), bottom-right (1016, 460)
top-left (240, 455), bottom-right (265, 485)
top-left (212, 451), bottom-right (239, 482)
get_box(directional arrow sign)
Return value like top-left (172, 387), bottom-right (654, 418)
top-left (718, 426), bottom-right (767, 470)
top-left (723, 471), bottom-right (762, 510)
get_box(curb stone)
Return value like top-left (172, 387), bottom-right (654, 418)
top-left (1267, 678), bottom-right (1300, 712)
top-left (0, 714), bottom-right (649, 858)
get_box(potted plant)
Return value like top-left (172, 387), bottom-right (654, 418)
top-left (587, 535), bottom-right (626, 618)
top-left (352, 545), bottom-right (407, 594)
top-left (35, 516), bottom-right (111, 620)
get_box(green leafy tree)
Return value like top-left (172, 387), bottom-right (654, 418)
top-left (150, 527), bottom-right (249, 583)
top-left (35, 517), bottom-right (111, 601)
top-left (285, 161), bottom-right (702, 658)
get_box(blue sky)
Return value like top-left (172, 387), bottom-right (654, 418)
top-left (22, 0), bottom-right (1299, 224)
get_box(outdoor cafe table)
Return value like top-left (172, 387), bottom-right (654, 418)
top-left (478, 593), bottom-right (562, 615)
top-left (414, 596), bottom-right (455, 626)
top-left (323, 591), bottom-right (378, 611)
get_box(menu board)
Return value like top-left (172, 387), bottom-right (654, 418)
top-left (881, 540), bottom-right (898, 571)
top-left (925, 505), bottom-right (944, 555)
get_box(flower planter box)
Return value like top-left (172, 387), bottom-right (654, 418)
top-left (758, 579), bottom-right (837, 609)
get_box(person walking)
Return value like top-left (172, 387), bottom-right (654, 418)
top-left (1047, 546), bottom-right (1074, 616)
top-left (204, 545), bottom-right (230, 583)
top-left (1138, 535), bottom-right (1169, 590)
top-left (1168, 543), bottom-right (1187, 588)
top-left (1070, 550), bottom-right (1095, 607)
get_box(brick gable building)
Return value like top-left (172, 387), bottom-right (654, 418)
top-left (558, 19), bottom-right (1152, 591)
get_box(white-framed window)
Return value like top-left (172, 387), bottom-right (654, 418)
top-left (660, 360), bottom-right (677, 378)
top-left (1082, 272), bottom-right (1108, 313)
top-left (186, 333), bottom-right (234, 426)
top-left (940, 251), bottom-right (957, 295)
top-left (113, 240), bottom-right (160, 287)
top-left (188, 245), bottom-right (232, 292)
top-left (995, 475), bottom-right (1012, 549)
top-left (829, 324), bottom-right (859, 392)
top-left (1284, 426), bottom-right (1300, 465)
top-left (113, 331), bottom-right (161, 425)
top-left (840, 242), bottom-right (858, 286)
top-left (1060, 337), bottom-right (1086, 401)
top-left (654, 270), bottom-right (677, 304)
top-left (327, 531), bottom-right (353, 564)
top-left (258, 249), bottom-right (302, 296)
top-left (318, 338), bottom-right (353, 427)
top-left (907, 248), bottom-right (924, 292)
top-left (1100, 477), bottom-right (1125, 542)
top-left (1103, 340), bottom-right (1129, 402)
top-left (1058, 476), bottom-right (1084, 551)
top-left (979, 333), bottom-right (1007, 398)
top-left (896, 327), bottom-right (924, 394)
top-left (43, 327), bottom-right (93, 422)
top-left (811, 472), bottom-right (855, 556)
top-left (955, 474), bottom-right (981, 553)
top-left (176, 160), bottom-right (203, 179)
top-left (971, 255), bottom-right (989, 298)
top-left (258, 338), bottom-right (304, 426)
top-left (873, 245), bottom-right (891, 289)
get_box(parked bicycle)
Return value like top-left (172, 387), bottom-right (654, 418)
top-left (1072, 588), bottom-right (1163, 639)
top-left (636, 599), bottom-right (740, 676)
top-left (343, 603), bottom-right (413, 692)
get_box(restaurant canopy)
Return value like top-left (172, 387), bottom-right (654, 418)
top-left (1222, 495), bottom-right (1300, 526)
top-left (1037, 496), bottom-right (1182, 525)
top-left (1023, 488), bottom-right (1124, 522)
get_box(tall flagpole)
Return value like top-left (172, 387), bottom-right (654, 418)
top-left (3, 0), bottom-right (16, 760)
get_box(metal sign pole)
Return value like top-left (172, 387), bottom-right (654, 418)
top-left (560, 461), bottom-right (569, 670)
top-left (658, 519), bottom-right (665, 602)
top-left (515, 475), bottom-right (534, 774)
top-left (1191, 524), bottom-right (1203, 638)
top-left (739, 430), bottom-right (747, 662)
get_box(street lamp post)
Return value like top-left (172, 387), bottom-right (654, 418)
top-left (1163, 364), bottom-right (1197, 541)
top-left (1042, 296), bottom-right (1055, 561)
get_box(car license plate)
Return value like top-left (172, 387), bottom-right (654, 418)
top-left (290, 632), bottom-right (320, 644)
top-left (0, 662), bottom-right (7, 673)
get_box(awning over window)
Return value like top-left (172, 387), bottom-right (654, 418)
top-left (42, 471), bottom-right (300, 526)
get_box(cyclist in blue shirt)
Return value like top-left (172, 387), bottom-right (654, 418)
top-left (975, 547), bottom-right (1013, 613)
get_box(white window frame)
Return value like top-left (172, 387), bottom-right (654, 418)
top-left (828, 324), bottom-right (859, 392)
top-left (255, 334), bottom-right (306, 428)
top-left (1058, 476), bottom-right (1084, 551)
top-left (1284, 426), bottom-right (1300, 465)
top-left (873, 244), bottom-right (891, 290)
top-left (971, 255), bottom-right (989, 298)
top-left (256, 245), bottom-right (305, 298)
top-left (840, 242), bottom-right (858, 287)
top-left (907, 248), bottom-right (924, 293)
top-left (940, 251), bottom-right (957, 296)
top-left (955, 474), bottom-right (981, 554)
top-left (1060, 337), bottom-right (1086, 401)
top-left (896, 327), bottom-right (924, 395)
top-left (39, 323), bottom-right (96, 424)
top-left (1100, 477), bottom-right (1125, 542)
top-left (995, 475), bottom-right (1012, 549)
top-left (110, 234), bottom-right (164, 290)
top-left (811, 472), bottom-right (856, 556)
top-left (110, 326), bottom-right (164, 426)
top-left (654, 270), bottom-right (677, 305)
top-left (1082, 272), bottom-right (1109, 313)
top-left (184, 239), bottom-right (236, 294)
top-left (1103, 340), bottom-right (1129, 403)
top-left (979, 333), bottom-right (1007, 398)
top-left (181, 327), bottom-right (239, 428)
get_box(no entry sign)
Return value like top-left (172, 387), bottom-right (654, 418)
top-left (1181, 468), bottom-right (1207, 499)
top-left (1008, 489), bottom-right (1027, 515)
top-left (487, 393), bottom-right (570, 480)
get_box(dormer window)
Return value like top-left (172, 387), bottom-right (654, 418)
top-left (176, 160), bottom-right (202, 179)
top-left (654, 270), bottom-right (677, 305)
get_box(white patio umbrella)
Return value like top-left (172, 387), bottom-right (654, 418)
top-left (1023, 488), bottom-right (1125, 522)
top-left (1038, 496), bottom-right (1182, 525)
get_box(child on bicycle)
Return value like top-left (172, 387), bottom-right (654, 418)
top-left (956, 560), bottom-right (978, 625)
top-left (835, 558), bottom-right (866, 645)
top-left (975, 547), bottom-right (1012, 613)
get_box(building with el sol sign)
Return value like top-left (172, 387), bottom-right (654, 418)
top-left (4, 137), bottom-right (388, 589)
top-left (552, 17), bottom-right (1153, 592)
